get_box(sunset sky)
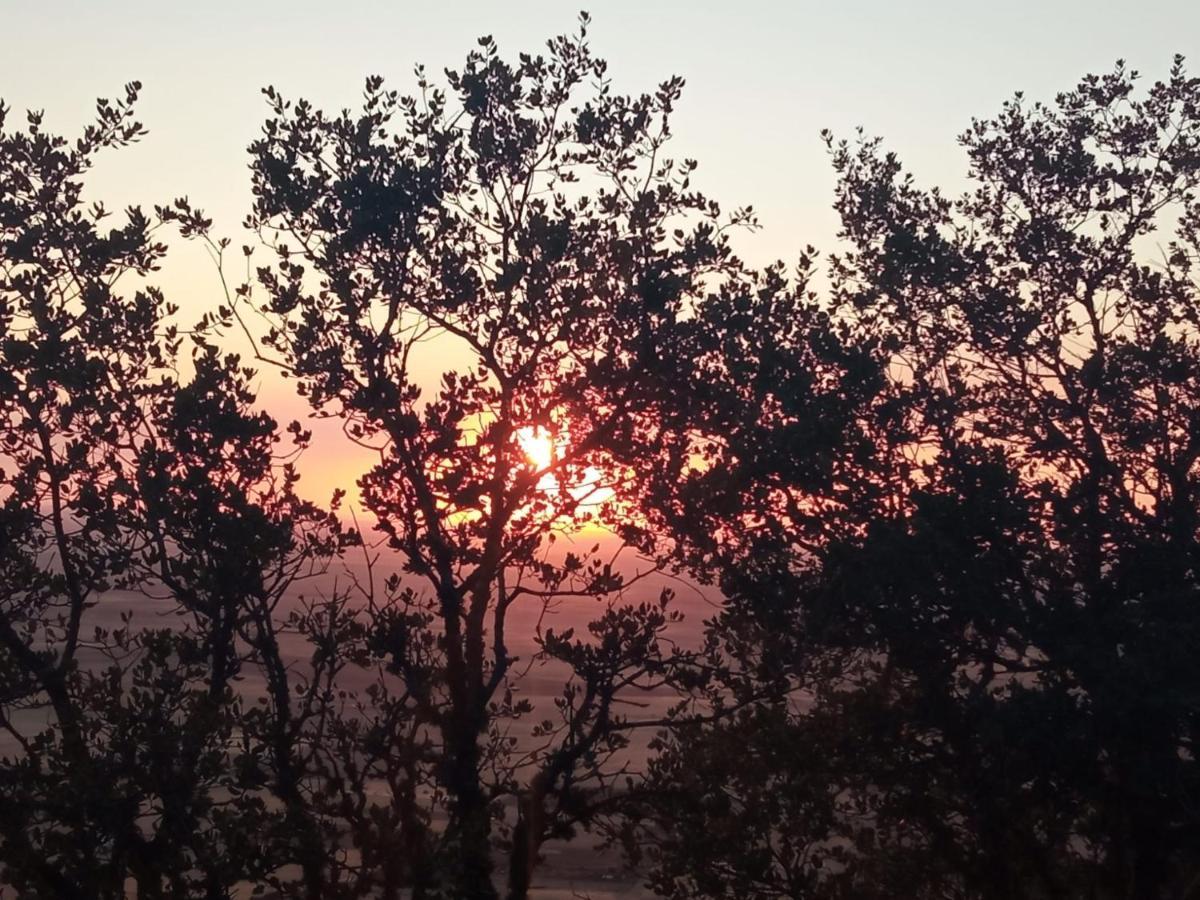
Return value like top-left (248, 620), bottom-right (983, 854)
top-left (3, 0), bottom-right (1197, 505)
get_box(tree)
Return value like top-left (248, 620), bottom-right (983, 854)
top-left (0, 87), bottom-right (349, 897)
top-left (11, 25), bottom-right (1195, 900)
top-left (182, 13), bottom-right (776, 898)
top-left (639, 58), bottom-right (1200, 899)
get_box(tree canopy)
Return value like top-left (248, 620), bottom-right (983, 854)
top-left (637, 56), bottom-right (1200, 900)
top-left (1, 18), bottom-right (1198, 900)
top-left (0, 83), bottom-right (354, 896)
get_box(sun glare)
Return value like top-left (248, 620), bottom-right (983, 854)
top-left (515, 425), bottom-right (618, 512)
top-left (517, 426), bottom-right (556, 472)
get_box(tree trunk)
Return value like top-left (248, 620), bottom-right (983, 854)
top-left (444, 730), bottom-right (498, 900)
top-left (506, 787), bottom-right (546, 900)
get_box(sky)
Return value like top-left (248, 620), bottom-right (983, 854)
top-left (3, 0), bottom-right (1198, 504)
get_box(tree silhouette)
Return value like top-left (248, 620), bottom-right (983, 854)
top-left (6, 22), bottom-right (1198, 900)
top-left (0, 88), bottom-right (350, 896)
top-left (639, 58), bottom-right (1200, 900)
top-left (184, 14), bottom-right (758, 898)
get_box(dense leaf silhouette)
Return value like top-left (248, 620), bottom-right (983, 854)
top-left (0, 87), bottom-right (352, 897)
top-left (190, 14), bottom-right (757, 899)
top-left (4, 21), bottom-right (1199, 900)
top-left (638, 57), bottom-right (1200, 900)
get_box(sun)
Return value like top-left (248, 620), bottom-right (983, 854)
top-left (517, 426), bottom-right (556, 472)
top-left (515, 424), bottom-right (619, 514)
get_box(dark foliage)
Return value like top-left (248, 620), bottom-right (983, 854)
top-left (0, 86), bottom-right (352, 897)
top-left (178, 14), bottom-right (765, 899)
top-left (638, 57), bottom-right (1200, 900)
top-left (4, 20), bottom-right (1198, 900)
